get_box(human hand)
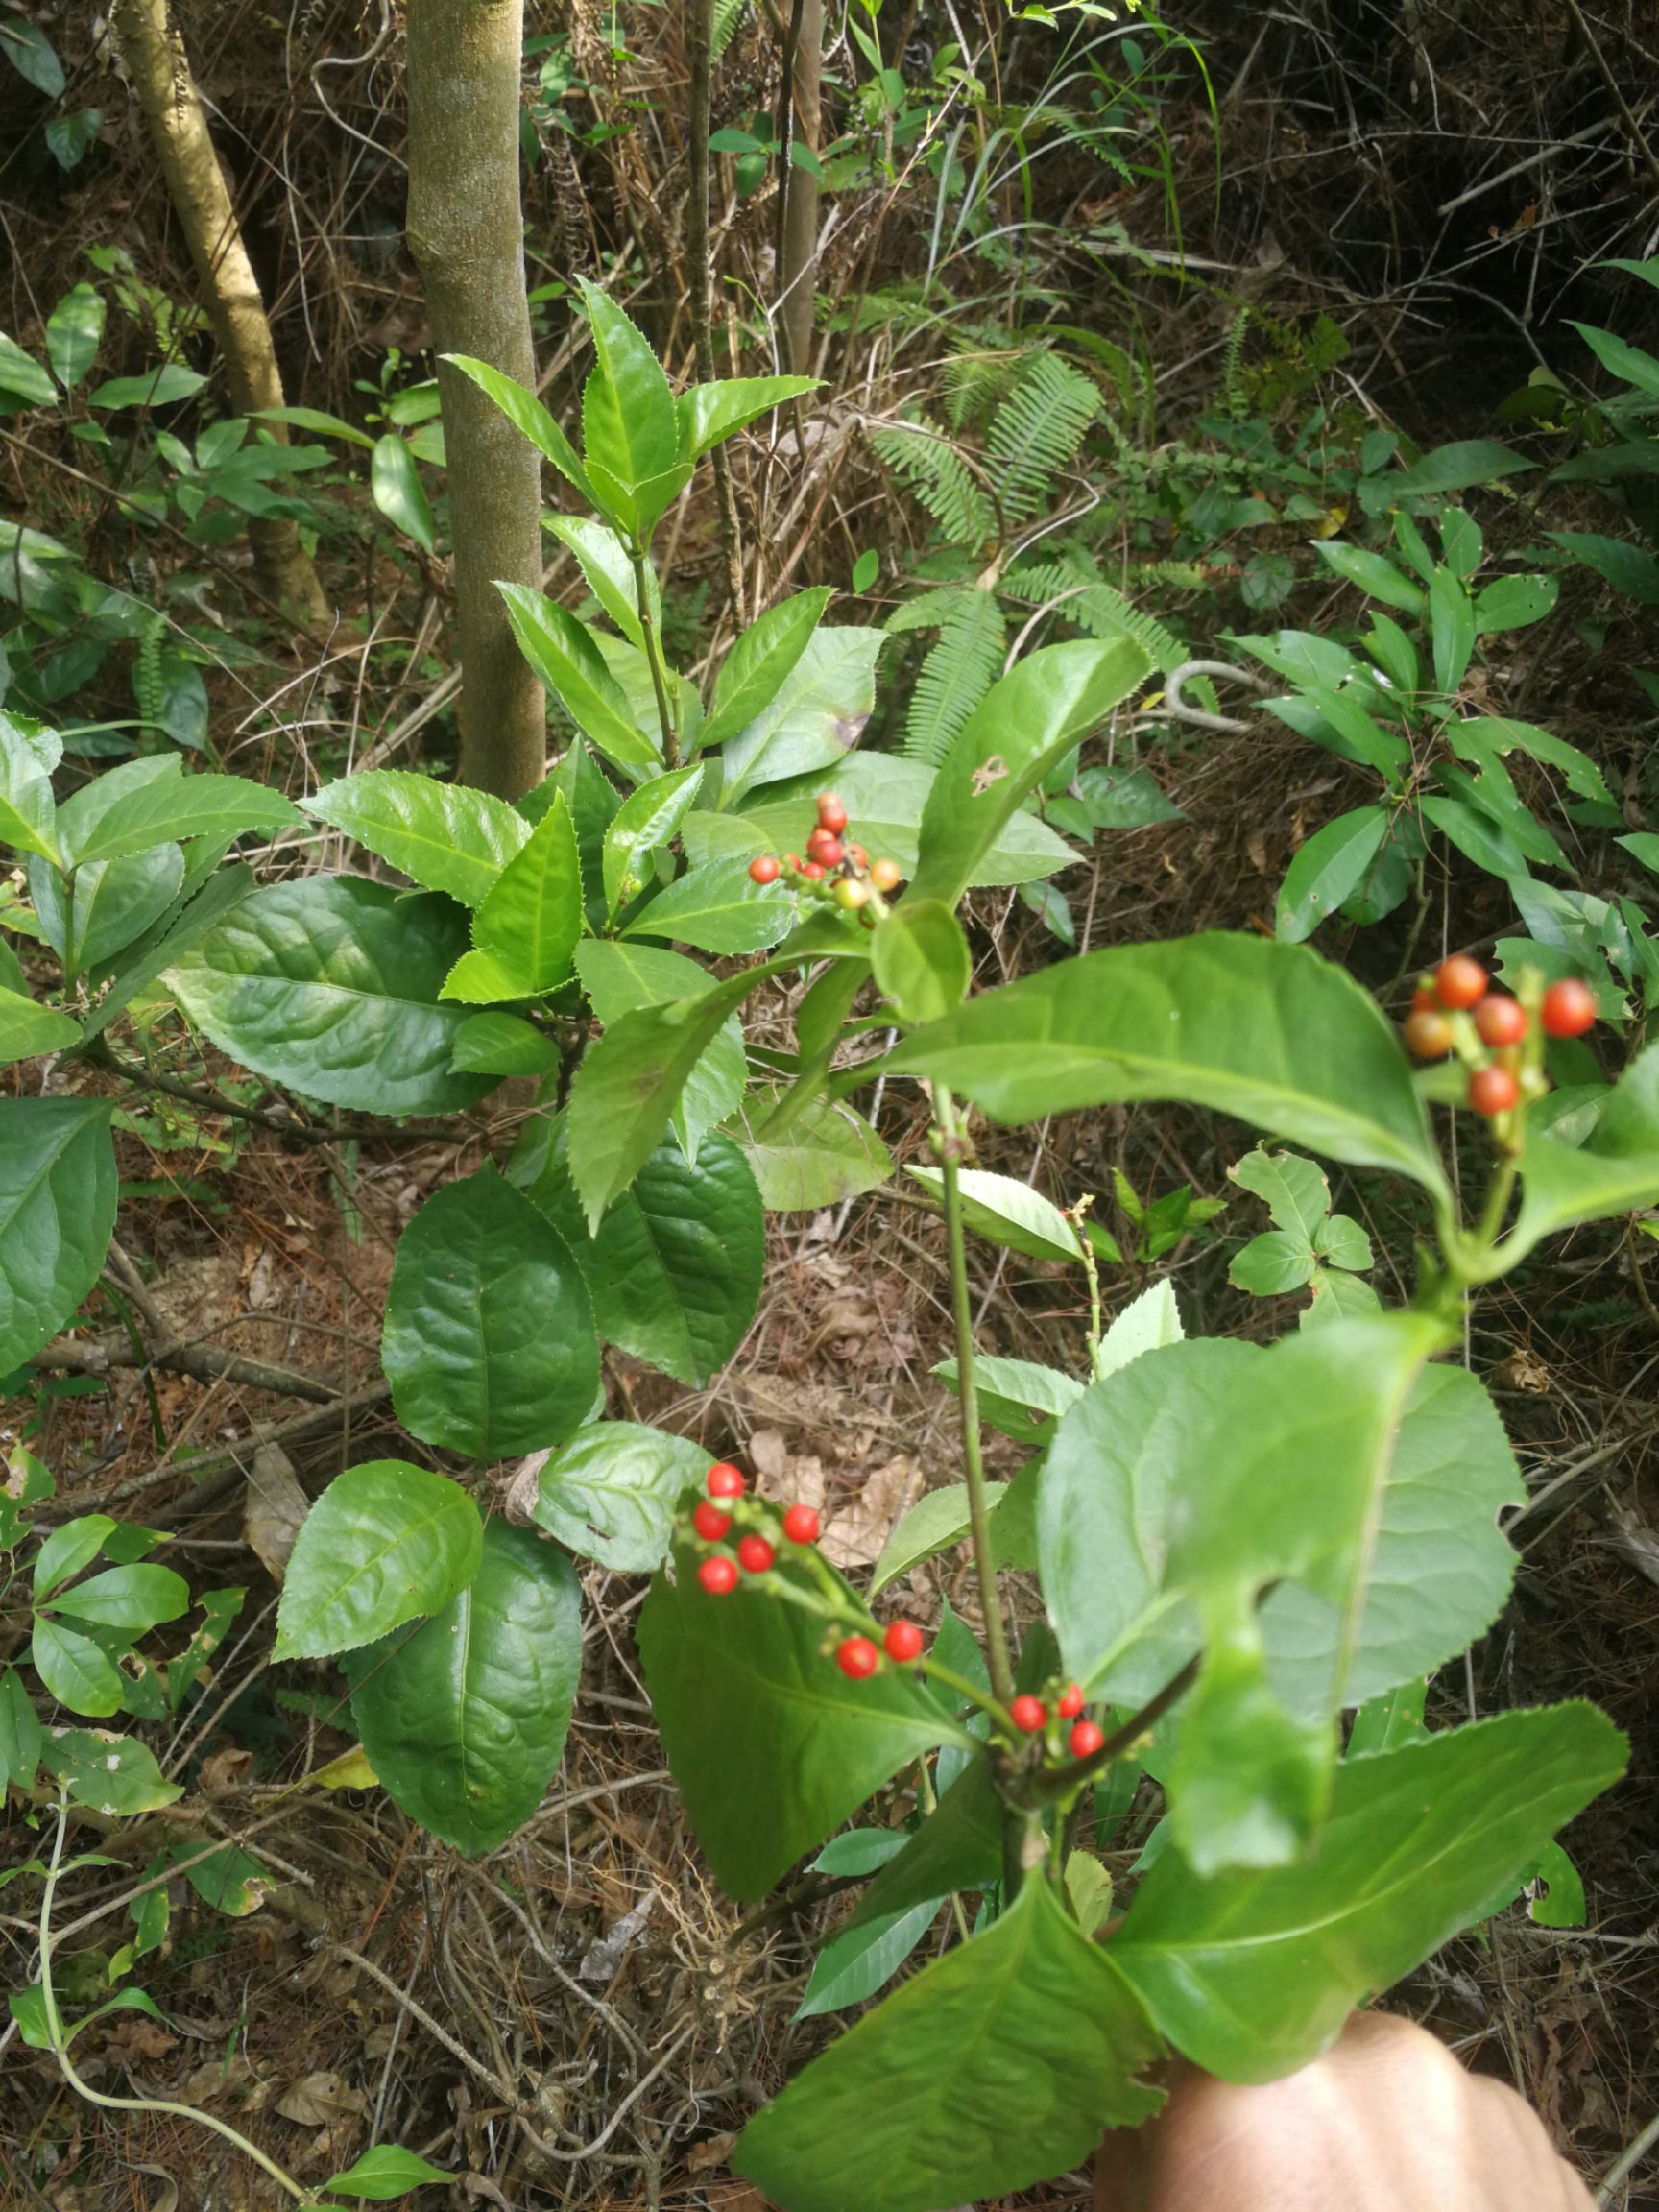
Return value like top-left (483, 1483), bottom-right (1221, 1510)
top-left (1094, 2010), bottom-right (1596, 2212)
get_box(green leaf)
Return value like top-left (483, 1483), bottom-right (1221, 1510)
top-left (0, 715), bottom-right (60, 864)
top-left (42, 1563), bottom-right (189, 1634)
top-left (1571, 318), bottom-right (1659, 400)
top-left (443, 353), bottom-right (597, 506)
top-left (891, 933), bottom-right (1449, 1201)
top-left (0, 1099), bottom-right (117, 1371)
top-left (1475, 715), bottom-right (1611, 805)
top-left (739, 1092), bottom-right (893, 1211)
top-left (1310, 541), bottom-right (1424, 614)
top-left (33, 1516), bottom-right (116, 1599)
top-left (38, 1728), bottom-right (181, 1814)
top-left (497, 585), bottom-right (660, 778)
top-left (1314, 1213), bottom-right (1373, 1269)
top-left (1113, 1703), bottom-right (1625, 2081)
top-left (1275, 807), bottom-right (1388, 944)
top-left (464, 790), bottom-right (582, 994)
top-left (0, 985), bottom-right (78, 1064)
top-left (257, 403), bottom-right (375, 447)
top-left (843, 1759), bottom-right (1002, 1930)
top-left (304, 771), bottom-right (528, 906)
top-left (1229, 1229), bottom-right (1315, 1293)
top-left (547, 514), bottom-right (657, 648)
top-left (533, 1420), bottom-right (708, 1572)
top-left (870, 898), bottom-right (970, 1024)
top-left (30, 1617), bottom-right (124, 1716)
top-left (601, 765), bottom-right (703, 915)
top-left (1508, 1044), bottom-right (1659, 1262)
top-left (81, 857), bottom-right (257, 1047)
top-left (578, 279), bottom-right (681, 520)
top-left (1228, 1146), bottom-right (1331, 1240)
top-left (910, 637), bottom-right (1152, 909)
top-left (1041, 1339), bottom-right (1258, 1703)
top-left (734, 1878), bottom-right (1161, 2212)
top-left (624, 855), bottom-right (795, 953)
top-left (44, 284), bottom-right (105, 391)
top-left (167, 1587), bottom-right (244, 1712)
top-left (1361, 439), bottom-right (1535, 510)
top-left (1429, 568), bottom-right (1475, 697)
top-left (348, 1520), bottom-right (580, 1857)
top-left (902, 1166), bottom-right (1082, 1263)
top-left (528, 1131), bottom-right (763, 1387)
top-left (719, 627), bottom-right (886, 800)
top-left (870, 1480), bottom-right (1009, 1596)
top-left (170, 1840), bottom-right (271, 1917)
top-left (89, 365), bottom-right (207, 410)
top-left (701, 589), bottom-right (834, 753)
top-left (573, 938), bottom-right (744, 1163)
top-left (66, 775), bottom-right (302, 868)
top-left (0, 12), bottom-right (61, 93)
top-left (1473, 574), bottom-right (1557, 633)
top-left (7, 1984), bottom-right (53, 2049)
top-left (565, 966), bottom-right (769, 1228)
top-left (1260, 1362), bottom-right (1524, 1715)
top-left (449, 1011), bottom-right (562, 1076)
top-left (382, 1166), bottom-right (600, 1457)
top-left (677, 374), bottom-right (819, 460)
top-left (0, 332), bottom-right (56, 407)
top-left (371, 433), bottom-right (435, 552)
top-left (0, 1665), bottom-right (43, 1794)
top-left (34, 844), bottom-right (184, 976)
top-left (166, 878), bottom-right (493, 1116)
top-left (796, 1889), bottom-right (941, 2019)
top-left (322, 2145), bottom-right (452, 2200)
top-left (275, 1461), bottom-right (483, 1662)
top-left (637, 1537), bottom-right (953, 1899)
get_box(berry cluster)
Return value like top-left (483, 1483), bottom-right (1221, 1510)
top-left (1403, 956), bottom-right (1596, 1120)
top-left (690, 1460), bottom-right (821, 1596)
top-left (1009, 1683), bottom-right (1106, 1761)
top-left (748, 790), bottom-right (902, 921)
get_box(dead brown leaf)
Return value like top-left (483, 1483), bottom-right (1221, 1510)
top-left (199, 1745), bottom-right (253, 1792)
top-left (686, 2130), bottom-right (738, 2175)
top-left (276, 2070), bottom-right (368, 2127)
top-left (244, 1442), bottom-right (308, 1584)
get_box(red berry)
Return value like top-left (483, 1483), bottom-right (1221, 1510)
top-left (692, 1500), bottom-right (732, 1542)
top-left (749, 854), bottom-right (781, 885)
top-left (1542, 977), bottom-right (1598, 1038)
top-left (1010, 1694), bottom-right (1047, 1734)
top-left (817, 793), bottom-right (849, 834)
top-left (1434, 954), bottom-right (1488, 1011)
top-left (846, 842), bottom-right (867, 868)
top-left (883, 1621), bottom-right (925, 1663)
top-left (806, 830), bottom-right (845, 869)
top-left (784, 853), bottom-right (803, 872)
top-left (1056, 1683), bottom-right (1085, 1719)
top-left (1403, 1008), bottom-right (1454, 1059)
top-left (781, 1502), bottom-right (821, 1545)
top-left (699, 1556), bottom-right (738, 1596)
top-left (1474, 994), bottom-right (1527, 1047)
top-left (803, 860), bottom-right (825, 880)
top-left (870, 857), bottom-right (902, 894)
top-left (1410, 983), bottom-right (1437, 1016)
top-left (1468, 1065), bottom-right (1520, 1117)
top-left (1069, 1719), bottom-right (1106, 1758)
top-left (707, 1462), bottom-right (745, 1499)
top-left (737, 1533), bottom-right (776, 1574)
top-left (836, 1635), bottom-right (880, 1680)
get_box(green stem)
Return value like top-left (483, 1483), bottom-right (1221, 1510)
top-left (37, 1792), bottom-right (308, 2202)
top-left (934, 1086), bottom-right (1016, 1707)
top-left (628, 542), bottom-right (679, 769)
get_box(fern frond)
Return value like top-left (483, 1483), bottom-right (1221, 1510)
top-left (1002, 554), bottom-right (1187, 676)
top-left (870, 418), bottom-right (996, 550)
top-left (885, 586), bottom-right (977, 637)
top-left (902, 589), bottom-right (1006, 765)
top-left (986, 352), bottom-right (1100, 527)
top-left (942, 341), bottom-right (1024, 433)
top-left (711, 0), bottom-right (749, 54)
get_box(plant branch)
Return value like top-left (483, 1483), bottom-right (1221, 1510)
top-left (629, 543), bottom-right (680, 767)
top-left (933, 1087), bottom-right (1016, 1706)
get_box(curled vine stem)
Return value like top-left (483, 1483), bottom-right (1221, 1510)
top-left (35, 1789), bottom-right (310, 2204)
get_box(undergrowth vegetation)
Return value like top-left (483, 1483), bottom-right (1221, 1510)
top-left (4, 2), bottom-right (1659, 2207)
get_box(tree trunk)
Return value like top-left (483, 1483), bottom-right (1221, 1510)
top-left (113, 0), bottom-right (332, 635)
top-left (405, 0), bottom-right (548, 801)
top-left (778, 0), bottom-right (823, 376)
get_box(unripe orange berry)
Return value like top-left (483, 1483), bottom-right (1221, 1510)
top-left (1469, 1065), bottom-right (1520, 1116)
top-left (1434, 954), bottom-right (1488, 1010)
top-left (1404, 1008), bottom-right (1454, 1059)
top-left (870, 857), bottom-right (902, 894)
top-left (749, 854), bottom-right (781, 885)
top-left (833, 877), bottom-right (869, 910)
top-left (1542, 977), bottom-right (1598, 1037)
top-left (1474, 995), bottom-right (1527, 1047)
